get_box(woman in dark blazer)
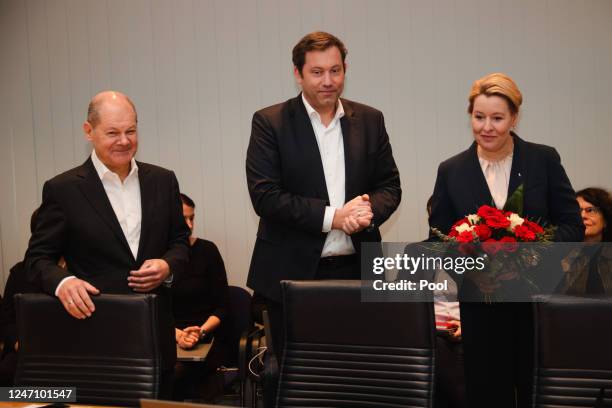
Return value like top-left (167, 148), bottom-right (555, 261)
top-left (429, 73), bottom-right (584, 408)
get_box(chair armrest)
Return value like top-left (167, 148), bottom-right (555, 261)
top-left (262, 310), bottom-right (274, 356)
top-left (262, 349), bottom-right (279, 408)
top-left (239, 326), bottom-right (264, 380)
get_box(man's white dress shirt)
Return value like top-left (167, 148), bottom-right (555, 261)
top-left (302, 94), bottom-right (355, 257)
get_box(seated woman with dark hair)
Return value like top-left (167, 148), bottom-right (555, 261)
top-left (562, 187), bottom-right (612, 295)
top-left (172, 193), bottom-right (231, 401)
top-left (577, 187), bottom-right (612, 243)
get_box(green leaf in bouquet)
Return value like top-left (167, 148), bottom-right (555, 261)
top-left (503, 183), bottom-right (524, 216)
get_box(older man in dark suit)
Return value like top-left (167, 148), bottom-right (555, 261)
top-left (25, 91), bottom-right (190, 396)
top-left (246, 32), bottom-right (401, 354)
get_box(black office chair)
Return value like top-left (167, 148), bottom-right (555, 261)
top-left (15, 293), bottom-right (161, 406)
top-left (533, 295), bottom-right (612, 407)
top-left (223, 285), bottom-right (266, 407)
top-left (271, 280), bottom-right (436, 408)
top-left (227, 286), bottom-right (254, 367)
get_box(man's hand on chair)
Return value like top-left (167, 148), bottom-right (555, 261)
top-left (57, 278), bottom-right (99, 319)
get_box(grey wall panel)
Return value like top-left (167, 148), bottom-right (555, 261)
top-left (1, 0), bottom-right (38, 291)
top-left (85, 0), bottom-right (112, 94)
top-left (45, 0), bottom-right (76, 172)
top-left (1, 0), bottom-right (611, 292)
top-left (126, 0), bottom-right (160, 165)
top-left (26, 0), bottom-right (56, 194)
top-left (66, 0), bottom-right (94, 166)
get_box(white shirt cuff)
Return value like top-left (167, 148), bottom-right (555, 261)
top-left (55, 276), bottom-right (77, 296)
top-left (323, 206), bottom-right (335, 233)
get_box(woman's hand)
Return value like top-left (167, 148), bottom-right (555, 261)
top-left (175, 327), bottom-right (199, 349)
top-left (183, 326), bottom-right (202, 340)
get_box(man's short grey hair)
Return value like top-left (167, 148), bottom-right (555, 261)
top-left (86, 92), bottom-right (138, 127)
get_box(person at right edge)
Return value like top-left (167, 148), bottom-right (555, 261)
top-left (428, 73), bottom-right (584, 408)
top-left (561, 187), bottom-right (612, 295)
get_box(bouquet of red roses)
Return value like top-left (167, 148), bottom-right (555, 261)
top-left (437, 204), bottom-right (553, 251)
top-left (431, 187), bottom-right (556, 301)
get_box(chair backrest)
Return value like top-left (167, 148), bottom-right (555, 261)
top-left (15, 293), bottom-right (161, 407)
top-left (277, 280), bottom-right (436, 408)
top-left (226, 285), bottom-right (253, 365)
top-left (533, 295), bottom-right (612, 407)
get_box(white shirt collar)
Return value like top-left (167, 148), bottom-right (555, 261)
top-left (301, 93), bottom-right (345, 124)
top-left (478, 152), bottom-right (513, 169)
top-left (91, 149), bottom-right (138, 181)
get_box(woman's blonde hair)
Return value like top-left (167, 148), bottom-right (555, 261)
top-left (468, 73), bottom-right (522, 115)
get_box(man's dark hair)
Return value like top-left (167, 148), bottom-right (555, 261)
top-left (292, 31), bottom-right (348, 75)
top-left (180, 193), bottom-right (195, 209)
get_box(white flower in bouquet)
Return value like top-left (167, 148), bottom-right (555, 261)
top-left (455, 222), bottom-right (473, 234)
top-left (507, 213), bottom-right (525, 230)
top-left (467, 214), bottom-right (481, 225)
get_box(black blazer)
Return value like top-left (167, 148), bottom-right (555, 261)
top-left (25, 158), bottom-right (190, 368)
top-left (429, 133), bottom-right (584, 242)
top-left (246, 95), bottom-right (401, 301)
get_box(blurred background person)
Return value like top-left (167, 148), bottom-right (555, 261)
top-left (428, 73), bottom-right (584, 407)
top-left (400, 196), bottom-right (465, 407)
top-left (426, 197), bottom-right (465, 408)
top-left (172, 193), bottom-right (230, 401)
top-left (562, 187), bottom-right (612, 295)
top-left (577, 187), bottom-right (611, 243)
top-left (0, 209), bottom-right (43, 386)
top-left (432, 268), bottom-right (464, 408)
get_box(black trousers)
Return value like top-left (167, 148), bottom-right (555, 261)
top-left (434, 335), bottom-right (466, 408)
top-left (460, 302), bottom-right (534, 408)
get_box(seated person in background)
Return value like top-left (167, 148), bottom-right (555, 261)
top-left (426, 196), bottom-right (466, 408)
top-left (577, 187), bottom-right (611, 244)
top-left (0, 209), bottom-right (44, 386)
top-left (562, 187), bottom-right (612, 295)
top-left (172, 193), bottom-right (231, 401)
top-left (402, 197), bottom-right (465, 408)
top-left (432, 269), bottom-right (465, 408)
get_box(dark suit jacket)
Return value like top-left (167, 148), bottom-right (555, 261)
top-left (25, 158), bottom-right (190, 369)
top-left (246, 95), bottom-right (402, 301)
top-left (429, 133), bottom-right (584, 243)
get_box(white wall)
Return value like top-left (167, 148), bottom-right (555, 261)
top-left (1, 0), bottom-right (611, 292)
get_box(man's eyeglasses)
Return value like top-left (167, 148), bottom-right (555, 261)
top-left (580, 206), bottom-right (601, 216)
